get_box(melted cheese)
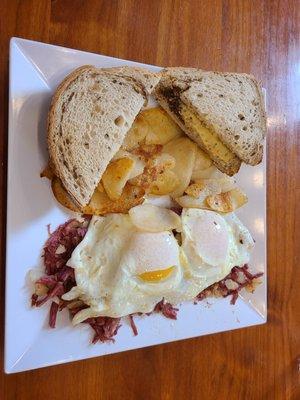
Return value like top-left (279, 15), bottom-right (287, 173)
top-left (180, 107), bottom-right (236, 163)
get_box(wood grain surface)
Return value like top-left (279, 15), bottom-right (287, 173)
top-left (0, 1), bottom-right (299, 399)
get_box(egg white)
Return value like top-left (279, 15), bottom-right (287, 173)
top-left (166, 209), bottom-right (255, 304)
top-left (65, 214), bottom-right (183, 322)
top-left (63, 209), bottom-right (254, 323)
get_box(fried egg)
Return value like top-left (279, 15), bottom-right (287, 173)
top-left (64, 214), bottom-right (183, 322)
top-left (168, 209), bottom-right (254, 303)
top-left (63, 209), bottom-right (254, 323)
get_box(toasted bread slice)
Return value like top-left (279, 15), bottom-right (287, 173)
top-left (156, 95), bottom-right (241, 175)
top-left (48, 65), bottom-right (160, 207)
top-left (155, 67), bottom-right (266, 174)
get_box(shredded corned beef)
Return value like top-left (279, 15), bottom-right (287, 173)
top-left (154, 299), bottom-right (179, 319)
top-left (49, 301), bottom-right (59, 328)
top-left (31, 293), bottom-right (38, 307)
top-left (85, 317), bottom-right (122, 343)
top-left (128, 315), bottom-right (138, 336)
top-left (170, 206), bottom-right (183, 216)
top-left (43, 219), bottom-right (88, 275)
top-left (196, 264), bottom-right (263, 305)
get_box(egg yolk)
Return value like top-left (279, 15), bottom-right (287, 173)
top-left (139, 266), bottom-right (175, 282)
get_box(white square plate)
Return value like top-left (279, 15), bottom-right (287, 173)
top-left (5, 37), bottom-right (267, 373)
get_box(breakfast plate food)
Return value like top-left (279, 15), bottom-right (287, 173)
top-left (5, 38), bottom-right (267, 373)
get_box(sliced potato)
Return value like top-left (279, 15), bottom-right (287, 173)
top-left (132, 144), bottom-right (163, 160)
top-left (112, 149), bottom-right (131, 161)
top-left (191, 165), bottom-right (217, 180)
top-left (122, 107), bottom-right (183, 150)
top-left (124, 107), bottom-right (183, 148)
top-left (176, 194), bottom-right (207, 209)
top-left (177, 176), bottom-right (238, 210)
top-left (218, 176), bottom-right (236, 192)
top-left (85, 184), bottom-right (144, 214)
top-left (52, 178), bottom-right (144, 215)
top-left (144, 130), bottom-right (159, 145)
top-left (142, 107), bottom-right (183, 145)
top-left (128, 151), bottom-right (174, 191)
top-left (163, 137), bottom-right (197, 197)
top-left (144, 194), bottom-right (175, 209)
top-left (192, 163), bottom-right (238, 181)
top-left (121, 114), bottom-right (150, 150)
top-left (113, 150), bottom-right (146, 179)
top-left (129, 165), bottom-right (159, 190)
top-left (129, 159), bottom-right (145, 180)
top-left (181, 178), bottom-right (225, 204)
top-left (102, 158), bottom-right (135, 200)
top-left (152, 152), bottom-right (176, 170)
top-left (206, 188), bottom-right (248, 213)
top-left (150, 169), bottom-right (180, 195)
top-left (185, 177), bottom-right (235, 198)
top-left (191, 147), bottom-right (212, 180)
top-left (112, 150), bottom-right (145, 180)
top-left (185, 181), bottom-right (207, 198)
top-left (129, 204), bottom-right (181, 232)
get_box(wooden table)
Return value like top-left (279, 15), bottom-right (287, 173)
top-left (1, 1), bottom-right (299, 399)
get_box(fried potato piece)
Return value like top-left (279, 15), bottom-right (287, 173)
top-left (129, 150), bottom-right (176, 193)
top-left (85, 184), bottom-right (145, 215)
top-left (122, 107), bottom-right (183, 151)
top-left (205, 188), bottom-right (248, 213)
top-left (185, 177), bottom-right (235, 198)
top-left (122, 114), bottom-right (151, 150)
top-left (177, 180), bottom-right (244, 212)
top-left (132, 144), bottom-right (163, 160)
top-left (163, 137), bottom-right (197, 197)
top-left (185, 181), bottom-right (207, 198)
top-left (52, 178), bottom-right (144, 215)
top-left (112, 150), bottom-right (145, 179)
top-left (176, 180), bottom-right (214, 208)
top-left (102, 158), bottom-right (135, 200)
top-left (190, 165), bottom-right (217, 180)
top-left (191, 147), bottom-right (212, 180)
top-left (152, 153), bottom-right (176, 170)
top-left (142, 107), bottom-right (183, 145)
top-left (129, 166), bottom-right (158, 190)
top-left (149, 169), bottom-right (180, 195)
top-left (175, 194), bottom-right (207, 209)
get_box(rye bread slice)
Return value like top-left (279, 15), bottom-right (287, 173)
top-left (155, 67), bottom-right (266, 170)
top-left (47, 65), bottom-right (160, 207)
